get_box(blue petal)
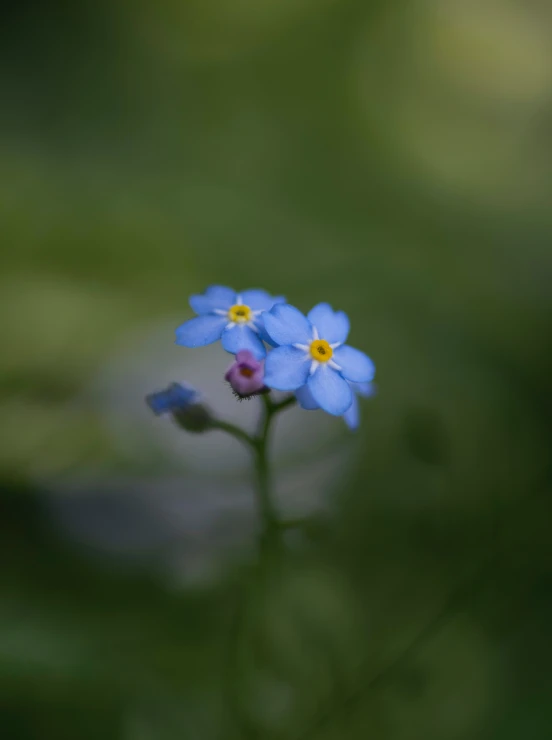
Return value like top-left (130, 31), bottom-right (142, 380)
top-left (307, 303), bottom-right (350, 344)
top-left (307, 365), bottom-right (353, 416)
top-left (146, 383), bottom-right (197, 416)
top-left (295, 384), bottom-right (320, 411)
top-left (189, 285), bottom-right (236, 315)
top-left (342, 393), bottom-right (360, 430)
top-left (264, 346), bottom-right (311, 391)
top-left (333, 345), bottom-right (375, 383)
top-left (256, 320), bottom-right (279, 347)
top-left (262, 304), bottom-right (312, 346)
top-left (252, 307), bottom-right (288, 347)
top-left (221, 324), bottom-right (266, 359)
top-left (240, 289), bottom-right (286, 312)
top-left (205, 285), bottom-right (236, 302)
top-left (175, 314), bottom-right (227, 347)
top-left (352, 381), bottom-right (376, 398)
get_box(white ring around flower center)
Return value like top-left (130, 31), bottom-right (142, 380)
top-left (293, 325), bottom-right (342, 375)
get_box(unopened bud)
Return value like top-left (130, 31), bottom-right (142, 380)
top-left (146, 382), bottom-right (213, 434)
top-left (225, 350), bottom-right (268, 399)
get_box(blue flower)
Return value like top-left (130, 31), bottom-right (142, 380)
top-left (146, 382), bottom-right (213, 432)
top-left (296, 381), bottom-right (376, 430)
top-left (146, 382), bottom-right (199, 415)
top-left (175, 285), bottom-right (285, 359)
top-left (262, 303), bottom-right (375, 416)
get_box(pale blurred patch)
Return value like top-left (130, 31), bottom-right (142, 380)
top-left (0, 274), bottom-right (130, 475)
top-left (90, 320), bottom-right (351, 474)
top-left (352, 0), bottom-right (552, 209)
top-left (41, 319), bottom-right (358, 585)
top-left (0, 274), bottom-right (127, 375)
top-left (426, 0), bottom-right (552, 104)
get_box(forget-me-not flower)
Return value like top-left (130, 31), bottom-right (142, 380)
top-left (146, 382), bottom-right (199, 415)
top-left (262, 303), bottom-right (375, 416)
top-left (175, 285), bottom-right (285, 359)
top-left (296, 381), bottom-right (376, 430)
top-left (146, 382), bottom-right (212, 432)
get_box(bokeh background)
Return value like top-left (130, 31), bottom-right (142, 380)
top-left (2, 0), bottom-right (552, 737)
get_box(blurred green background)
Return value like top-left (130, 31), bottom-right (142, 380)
top-left (2, 0), bottom-right (552, 737)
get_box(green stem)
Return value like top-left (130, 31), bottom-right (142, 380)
top-left (252, 395), bottom-right (280, 534)
top-left (254, 394), bottom-right (298, 541)
top-left (263, 393), bottom-right (297, 415)
top-left (210, 419), bottom-right (255, 449)
top-left (212, 393), bottom-right (298, 539)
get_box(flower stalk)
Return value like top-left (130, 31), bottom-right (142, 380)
top-left (148, 284), bottom-right (376, 544)
top-left (209, 393), bottom-right (297, 540)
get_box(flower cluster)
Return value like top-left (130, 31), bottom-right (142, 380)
top-left (172, 285), bottom-right (375, 428)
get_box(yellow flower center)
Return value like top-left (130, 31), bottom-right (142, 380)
top-left (310, 339), bottom-right (333, 362)
top-left (228, 304), bottom-right (252, 324)
top-left (240, 367), bottom-right (254, 378)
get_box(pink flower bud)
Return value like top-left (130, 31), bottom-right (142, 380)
top-left (225, 350), bottom-right (267, 398)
